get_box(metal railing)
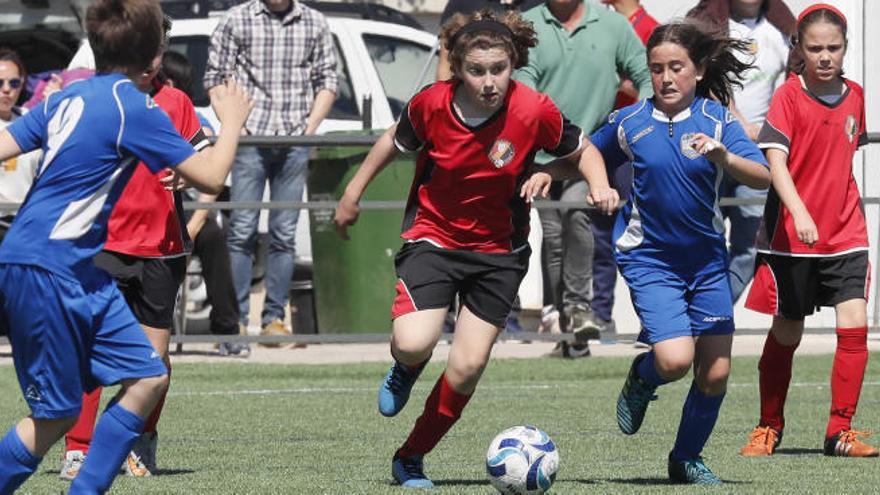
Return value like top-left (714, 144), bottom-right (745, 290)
top-left (1, 133), bottom-right (878, 348)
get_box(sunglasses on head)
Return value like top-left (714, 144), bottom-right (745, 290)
top-left (0, 78), bottom-right (22, 90)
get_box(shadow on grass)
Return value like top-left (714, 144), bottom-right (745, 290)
top-left (605, 477), bottom-right (753, 486)
top-left (43, 468), bottom-right (196, 477)
top-left (775, 448), bottom-right (823, 456)
top-left (153, 468), bottom-right (197, 476)
top-left (432, 479), bottom-right (491, 487)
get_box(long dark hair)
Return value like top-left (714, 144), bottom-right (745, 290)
top-left (646, 21), bottom-right (752, 107)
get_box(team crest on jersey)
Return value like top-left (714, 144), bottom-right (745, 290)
top-left (680, 132), bottom-right (701, 159)
top-left (488, 139), bottom-right (515, 168)
top-left (844, 115), bottom-right (858, 143)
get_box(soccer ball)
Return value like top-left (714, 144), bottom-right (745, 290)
top-left (486, 425), bottom-right (559, 494)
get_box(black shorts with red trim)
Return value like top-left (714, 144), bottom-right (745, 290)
top-left (745, 251), bottom-right (870, 319)
top-left (391, 241), bottom-right (530, 328)
top-left (94, 251), bottom-right (187, 329)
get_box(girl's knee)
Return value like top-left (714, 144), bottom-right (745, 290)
top-left (696, 368), bottom-right (730, 395)
top-left (655, 356), bottom-right (692, 381)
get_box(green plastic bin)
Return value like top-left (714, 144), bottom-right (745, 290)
top-left (308, 131), bottom-right (414, 333)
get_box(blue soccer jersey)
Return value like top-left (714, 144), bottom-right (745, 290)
top-left (2, 73), bottom-right (195, 279)
top-left (591, 96), bottom-right (768, 273)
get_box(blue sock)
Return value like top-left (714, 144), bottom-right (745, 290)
top-left (670, 381), bottom-right (726, 460)
top-left (0, 427), bottom-right (41, 494)
top-left (636, 352), bottom-right (669, 388)
top-left (69, 403), bottom-right (145, 495)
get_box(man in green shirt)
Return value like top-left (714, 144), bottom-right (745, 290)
top-left (516, 0), bottom-right (651, 357)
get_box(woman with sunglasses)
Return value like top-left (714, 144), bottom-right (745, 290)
top-left (0, 48), bottom-right (39, 244)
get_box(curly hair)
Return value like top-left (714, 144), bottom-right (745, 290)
top-left (646, 21), bottom-right (753, 107)
top-left (439, 9), bottom-right (537, 77)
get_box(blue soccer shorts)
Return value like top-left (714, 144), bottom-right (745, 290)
top-left (619, 262), bottom-right (735, 345)
top-left (0, 263), bottom-right (168, 419)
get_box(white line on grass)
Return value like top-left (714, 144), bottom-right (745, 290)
top-left (170, 381), bottom-right (880, 398)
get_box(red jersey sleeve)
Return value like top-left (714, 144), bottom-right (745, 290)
top-left (536, 94), bottom-right (583, 158)
top-left (758, 81), bottom-right (796, 155)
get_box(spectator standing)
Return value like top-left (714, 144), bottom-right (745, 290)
top-left (0, 49), bottom-right (39, 244)
top-left (687, 0), bottom-right (795, 302)
top-left (516, 0), bottom-right (651, 357)
top-left (163, 50), bottom-right (249, 357)
top-left (205, 0), bottom-right (337, 343)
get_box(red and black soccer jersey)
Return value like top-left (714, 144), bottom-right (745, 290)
top-left (104, 84), bottom-right (209, 257)
top-left (756, 74), bottom-right (868, 256)
top-left (394, 80), bottom-right (583, 253)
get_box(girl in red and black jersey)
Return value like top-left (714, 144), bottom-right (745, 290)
top-left (741, 4), bottom-right (877, 458)
top-left (334, 9), bottom-right (618, 488)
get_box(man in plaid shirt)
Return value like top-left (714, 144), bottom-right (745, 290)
top-left (205, 0), bottom-right (337, 345)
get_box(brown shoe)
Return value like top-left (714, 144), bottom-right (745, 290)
top-left (259, 319), bottom-right (290, 348)
top-left (740, 426), bottom-right (782, 457)
top-left (824, 430), bottom-right (880, 457)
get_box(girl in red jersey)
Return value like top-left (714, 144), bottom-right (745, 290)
top-left (334, 10), bottom-right (618, 488)
top-left (741, 4), bottom-right (877, 458)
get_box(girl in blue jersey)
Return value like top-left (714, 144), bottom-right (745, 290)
top-left (590, 21), bottom-right (771, 484)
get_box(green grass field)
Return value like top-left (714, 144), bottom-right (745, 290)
top-left (3, 352), bottom-right (878, 494)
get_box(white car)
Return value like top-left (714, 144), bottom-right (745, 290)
top-left (68, 5), bottom-right (439, 133)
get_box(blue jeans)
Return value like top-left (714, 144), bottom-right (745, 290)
top-left (720, 173), bottom-right (766, 303)
top-left (227, 146), bottom-right (308, 326)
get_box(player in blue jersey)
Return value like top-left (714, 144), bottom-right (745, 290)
top-left (590, 21), bottom-right (770, 485)
top-left (0, 0), bottom-right (252, 492)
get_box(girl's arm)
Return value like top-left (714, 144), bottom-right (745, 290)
top-left (533, 142), bottom-right (618, 215)
top-left (765, 148), bottom-right (818, 246)
top-left (689, 133), bottom-right (770, 189)
top-left (334, 125), bottom-right (401, 239)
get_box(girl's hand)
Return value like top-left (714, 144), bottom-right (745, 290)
top-left (690, 133), bottom-right (728, 165)
top-left (587, 186), bottom-right (619, 216)
top-left (160, 169), bottom-right (188, 191)
top-left (334, 195), bottom-right (360, 240)
top-left (519, 172), bottom-right (552, 203)
top-left (792, 211), bottom-right (818, 247)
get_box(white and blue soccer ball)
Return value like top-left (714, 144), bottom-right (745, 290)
top-left (486, 425), bottom-right (559, 494)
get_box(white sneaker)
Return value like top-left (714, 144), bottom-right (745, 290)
top-left (539, 305), bottom-right (561, 334)
top-left (59, 450), bottom-right (85, 481)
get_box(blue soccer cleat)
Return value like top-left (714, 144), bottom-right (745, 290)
top-left (616, 353), bottom-right (658, 435)
top-left (378, 360), bottom-right (424, 417)
top-left (668, 453), bottom-right (723, 485)
top-left (392, 450), bottom-right (434, 489)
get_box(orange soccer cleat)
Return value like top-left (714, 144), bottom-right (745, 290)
top-left (824, 430), bottom-right (880, 457)
top-left (740, 426), bottom-right (782, 457)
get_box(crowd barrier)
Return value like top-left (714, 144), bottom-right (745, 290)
top-left (0, 133), bottom-right (877, 348)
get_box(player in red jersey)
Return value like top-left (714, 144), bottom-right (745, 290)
top-left (59, 22), bottom-right (211, 480)
top-left (334, 10), bottom-right (617, 488)
top-left (741, 4), bottom-right (877, 458)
